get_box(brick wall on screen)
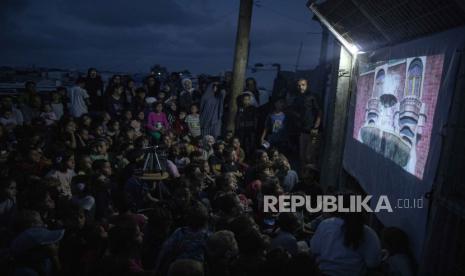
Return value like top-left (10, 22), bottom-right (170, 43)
top-left (415, 54), bottom-right (444, 178)
top-left (353, 72), bottom-right (374, 140)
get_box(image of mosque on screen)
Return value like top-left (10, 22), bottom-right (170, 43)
top-left (352, 54), bottom-right (444, 179)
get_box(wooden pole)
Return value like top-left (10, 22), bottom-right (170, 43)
top-left (227, 0), bottom-right (254, 133)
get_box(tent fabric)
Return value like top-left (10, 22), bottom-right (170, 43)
top-left (342, 26), bottom-right (465, 258)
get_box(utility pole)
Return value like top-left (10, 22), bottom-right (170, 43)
top-left (227, 0), bottom-right (254, 133)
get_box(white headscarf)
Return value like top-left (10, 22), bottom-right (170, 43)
top-left (182, 78), bottom-right (194, 93)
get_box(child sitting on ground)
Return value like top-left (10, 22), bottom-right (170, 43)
top-left (232, 137), bottom-right (247, 169)
top-left (274, 156), bottom-right (299, 193)
top-left (221, 147), bottom-right (241, 176)
top-left (46, 152), bottom-right (76, 199)
top-left (106, 120), bottom-right (121, 139)
top-left (130, 118), bottom-right (144, 138)
top-left (0, 108), bottom-right (18, 132)
top-left (0, 177), bottom-right (16, 225)
top-left (91, 159), bottom-right (115, 220)
top-left (381, 227), bottom-right (417, 276)
top-left (90, 139), bottom-right (110, 162)
top-left (209, 141), bottom-right (226, 176)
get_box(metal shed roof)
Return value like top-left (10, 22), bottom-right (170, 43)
top-left (308, 0), bottom-right (465, 51)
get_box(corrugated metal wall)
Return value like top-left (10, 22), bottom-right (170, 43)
top-left (421, 50), bottom-right (465, 275)
top-left (311, 0), bottom-right (465, 51)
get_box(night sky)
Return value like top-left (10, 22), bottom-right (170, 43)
top-left (0, 0), bottom-right (322, 74)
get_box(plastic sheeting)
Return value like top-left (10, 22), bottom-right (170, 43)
top-left (343, 26), bottom-right (465, 258)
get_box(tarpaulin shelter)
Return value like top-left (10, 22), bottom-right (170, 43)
top-left (307, 0), bottom-right (465, 274)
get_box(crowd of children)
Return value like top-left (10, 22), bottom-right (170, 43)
top-left (0, 70), bottom-right (417, 276)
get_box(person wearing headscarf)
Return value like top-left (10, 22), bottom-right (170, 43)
top-left (236, 77), bottom-right (260, 108)
top-left (179, 78), bottom-right (201, 111)
top-left (85, 68), bottom-right (104, 111)
top-left (144, 75), bottom-right (161, 98)
top-left (201, 135), bottom-right (215, 160)
top-left (200, 82), bottom-right (225, 138)
top-left (245, 77), bottom-right (260, 105)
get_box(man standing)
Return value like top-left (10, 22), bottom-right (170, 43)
top-left (292, 79), bottom-right (322, 169)
top-left (235, 94), bottom-right (258, 155)
top-left (85, 68), bottom-right (104, 111)
top-left (221, 71), bottom-right (233, 137)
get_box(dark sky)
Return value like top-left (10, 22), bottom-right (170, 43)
top-left (0, 0), bottom-right (322, 74)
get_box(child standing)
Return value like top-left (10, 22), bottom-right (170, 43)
top-left (173, 110), bottom-right (189, 138)
top-left (166, 101), bottom-right (178, 128)
top-left (261, 99), bottom-right (288, 152)
top-left (146, 102), bottom-right (170, 142)
top-left (40, 103), bottom-right (58, 126)
top-left (50, 91), bottom-right (64, 120)
top-left (131, 88), bottom-right (147, 115)
top-left (185, 104), bottom-right (201, 138)
top-left (105, 85), bottom-right (125, 119)
top-left (68, 78), bottom-right (90, 118)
